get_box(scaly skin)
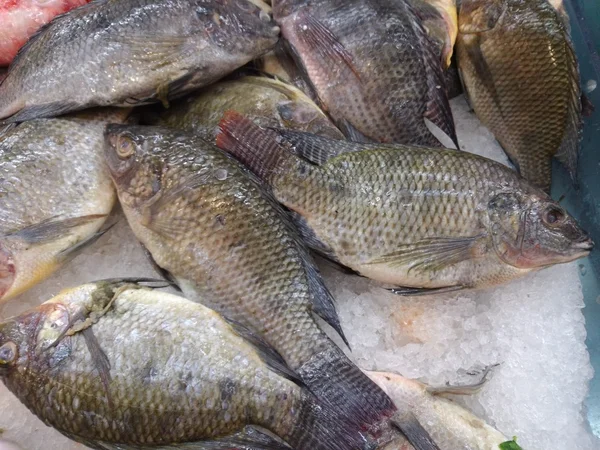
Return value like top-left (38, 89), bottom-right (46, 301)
top-left (105, 126), bottom-right (401, 448)
top-left (273, 0), bottom-right (456, 146)
top-left (154, 75), bottom-right (344, 140)
top-left (0, 0), bottom-right (280, 121)
top-left (0, 111), bottom-right (120, 301)
top-left (457, 0), bottom-right (582, 191)
top-left (270, 144), bottom-right (590, 289)
top-left (0, 285), bottom-right (342, 449)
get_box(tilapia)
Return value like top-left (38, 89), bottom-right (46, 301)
top-left (104, 126), bottom-right (439, 449)
top-left (0, 0), bottom-right (280, 123)
top-left (216, 112), bottom-right (593, 294)
top-left (0, 281), bottom-right (361, 450)
top-left (152, 75), bottom-right (344, 140)
top-left (366, 370), bottom-right (525, 450)
top-left (0, 109), bottom-right (123, 302)
top-left (0, 0), bottom-right (90, 67)
top-left (272, 0), bottom-right (457, 146)
top-left (456, 0), bottom-right (582, 192)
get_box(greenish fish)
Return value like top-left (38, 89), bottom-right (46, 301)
top-left (104, 126), bottom-right (433, 449)
top-left (272, 0), bottom-right (457, 146)
top-left (0, 109), bottom-right (125, 302)
top-left (0, 0), bottom-right (280, 123)
top-left (456, 0), bottom-right (583, 192)
top-left (216, 112), bottom-right (593, 295)
top-left (0, 281), bottom-right (361, 450)
top-left (152, 75), bottom-right (344, 140)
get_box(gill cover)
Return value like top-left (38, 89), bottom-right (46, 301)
top-left (459, 0), bottom-right (505, 34)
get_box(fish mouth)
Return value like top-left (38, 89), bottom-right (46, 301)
top-left (571, 237), bottom-right (594, 253)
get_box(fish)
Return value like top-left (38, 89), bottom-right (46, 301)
top-left (456, 0), bottom-right (583, 192)
top-left (0, 109), bottom-right (125, 302)
top-left (0, 0), bottom-right (90, 67)
top-left (365, 370), bottom-right (525, 450)
top-left (104, 125), bottom-right (439, 449)
top-left (0, 0), bottom-right (280, 123)
top-left (216, 112), bottom-right (593, 295)
top-left (151, 75), bottom-right (344, 141)
top-left (0, 280), bottom-right (363, 450)
top-left (272, 0), bottom-right (457, 147)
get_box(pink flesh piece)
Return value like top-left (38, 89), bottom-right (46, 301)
top-left (0, 0), bottom-right (90, 66)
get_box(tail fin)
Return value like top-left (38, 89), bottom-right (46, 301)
top-left (297, 343), bottom-right (396, 439)
top-left (216, 110), bottom-right (300, 183)
top-left (290, 395), bottom-right (376, 450)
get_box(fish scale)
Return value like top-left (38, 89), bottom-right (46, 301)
top-left (104, 125), bottom-right (433, 448)
top-left (0, 0), bottom-right (280, 122)
top-left (0, 284), bottom-right (359, 450)
top-left (216, 114), bottom-right (592, 294)
top-left (456, 0), bottom-right (582, 192)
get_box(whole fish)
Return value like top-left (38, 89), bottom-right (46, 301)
top-left (366, 370), bottom-right (525, 450)
top-left (272, 0), bottom-right (457, 147)
top-left (104, 126), bottom-right (438, 449)
top-left (0, 0), bottom-right (91, 67)
top-left (456, 0), bottom-right (582, 192)
top-left (0, 281), bottom-right (359, 450)
top-left (0, 0), bottom-right (280, 123)
top-left (216, 112), bottom-right (593, 294)
top-left (152, 75), bottom-right (344, 140)
top-left (0, 110), bottom-right (123, 302)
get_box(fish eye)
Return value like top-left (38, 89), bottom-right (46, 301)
top-left (0, 341), bottom-right (17, 365)
top-left (542, 206), bottom-right (566, 227)
top-left (116, 136), bottom-right (136, 159)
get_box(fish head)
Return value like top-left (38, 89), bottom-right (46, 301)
top-left (198, 0), bottom-right (280, 52)
top-left (458, 0), bottom-right (505, 34)
top-left (0, 283), bottom-right (117, 378)
top-left (488, 191), bottom-right (593, 269)
top-left (0, 305), bottom-right (55, 378)
top-left (104, 124), bottom-right (168, 209)
top-left (0, 241), bottom-right (16, 302)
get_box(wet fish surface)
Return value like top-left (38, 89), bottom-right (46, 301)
top-left (104, 126), bottom-right (425, 449)
top-left (272, 0), bottom-right (457, 146)
top-left (456, 0), bottom-right (582, 192)
top-left (151, 75), bottom-right (344, 140)
top-left (0, 0), bottom-right (280, 123)
top-left (366, 370), bottom-right (525, 450)
top-left (217, 112), bottom-right (593, 295)
top-left (0, 109), bottom-right (123, 302)
top-left (0, 0), bottom-right (90, 67)
top-left (0, 281), bottom-right (360, 450)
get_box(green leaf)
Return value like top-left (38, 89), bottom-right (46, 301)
top-left (499, 438), bottom-right (523, 450)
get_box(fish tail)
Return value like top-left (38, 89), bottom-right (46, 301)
top-left (289, 396), bottom-right (376, 450)
top-left (297, 342), bottom-right (397, 441)
top-left (216, 110), bottom-right (301, 184)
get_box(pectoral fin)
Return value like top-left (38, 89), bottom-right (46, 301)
top-left (367, 235), bottom-right (484, 273)
top-left (142, 172), bottom-right (212, 237)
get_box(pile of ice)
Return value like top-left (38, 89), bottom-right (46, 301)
top-left (0, 97), bottom-right (598, 450)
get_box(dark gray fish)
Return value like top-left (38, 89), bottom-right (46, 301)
top-left (272, 0), bottom-right (458, 147)
top-left (216, 112), bottom-right (592, 295)
top-left (0, 0), bottom-right (280, 122)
